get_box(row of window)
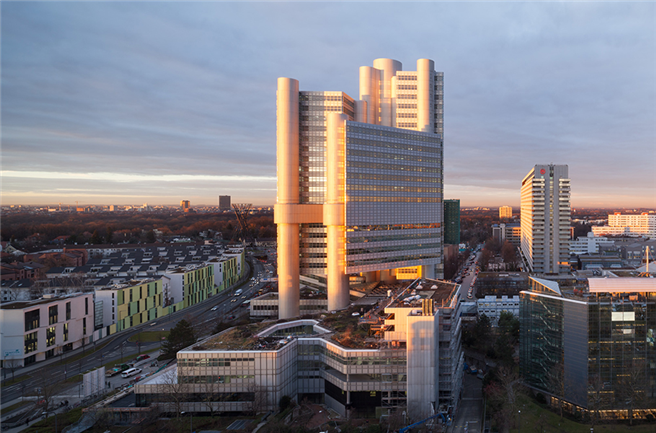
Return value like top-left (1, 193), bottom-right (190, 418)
top-left (348, 137), bottom-right (440, 153)
top-left (347, 160), bottom-right (440, 174)
top-left (347, 149), bottom-right (439, 164)
top-left (347, 196), bottom-right (442, 203)
top-left (347, 172), bottom-right (438, 183)
top-left (347, 184), bottom-right (440, 194)
top-left (347, 252), bottom-right (441, 268)
top-left (347, 242), bottom-right (441, 256)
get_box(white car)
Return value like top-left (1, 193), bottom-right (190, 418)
top-left (211, 306), bottom-right (218, 311)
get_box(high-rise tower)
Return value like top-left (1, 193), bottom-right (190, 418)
top-left (520, 164), bottom-right (571, 274)
top-left (275, 59), bottom-right (444, 319)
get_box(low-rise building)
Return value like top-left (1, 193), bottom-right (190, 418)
top-left (476, 295), bottom-right (519, 324)
top-left (592, 213), bottom-right (656, 238)
top-left (0, 293), bottom-right (94, 366)
top-left (135, 279), bottom-right (463, 422)
top-left (569, 232), bottom-right (616, 255)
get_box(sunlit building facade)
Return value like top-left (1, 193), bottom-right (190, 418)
top-left (520, 164), bottom-right (570, 274)
top-left (276, 59), bottom-right (445, 319)
top-left (499, 206), bottom-right (512, 219)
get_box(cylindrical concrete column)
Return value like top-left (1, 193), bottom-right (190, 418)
top-left (276, 77), bottom-right (300, 319)
top-left (373, 59), bottom-right (402, 127)
top-left (390, 75), bottom-right (397, 128)
top-left (325, 113), bottom-right (350, 312)
top-left (354, 100), bottom-right (368, 123)
top-left (359, 66), bottom-right (379, 125)
top-left (417, 59), bottom-right (434, 133)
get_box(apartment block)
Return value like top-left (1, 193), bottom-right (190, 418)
top-left (592, 213), bottom-right (656, 238)
top-left (499, 206), bottom-right (512, 219)
top-left (520, 164), bottom-right (571, 274)
top-left (95, 278), bottom-right (163, 335)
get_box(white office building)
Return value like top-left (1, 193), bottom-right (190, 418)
top-left (520, 164), bottom-right (571, 274)
top-left (276, 58), bottom-right (444, 319)
top-left (569, 232), bottom-right (616, 255)
top-left (0, 293), bottom-right (94, 367)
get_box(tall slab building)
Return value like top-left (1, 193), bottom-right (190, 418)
top-left (520, 164), bottom-right (571, 274)
top-left (275, 59), bottom-right (444, 319)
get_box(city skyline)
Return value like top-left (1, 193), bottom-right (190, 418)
top-left (2, 2), bottom-right (655, 208)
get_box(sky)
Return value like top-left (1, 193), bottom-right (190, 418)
top-left (2, 1), bottom-right (655, 209)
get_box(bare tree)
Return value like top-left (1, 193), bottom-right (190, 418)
top-left (485, 366), bottom-right (523, 433)
top-left (547, 362), bottom-right (568, 421)
top-left (199, 380), bottom-right (218, 417)
top-left (245, 382), bottom-right (269, 415)
top-left (161, 369), bottom-right (188, 417)
top-left (31, 375), bottom-right (59, 414)
top-left (588, 374), bottom-right (607, 427)
top-left (2, 358), bottom-right (22, 381)
top-left (618, 360), bottom-right (647, 426)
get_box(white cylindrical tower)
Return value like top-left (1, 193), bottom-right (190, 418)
top-left (325, 113), bottom-right (350, 312)
top-left (417, 59), bottom-right (434, 133)
top-left (359, 66), bottom-right (379, 125)
top-left (276, 77), bottom-right (300, 319)
top-left (373, 58), bottom-right (402, 127)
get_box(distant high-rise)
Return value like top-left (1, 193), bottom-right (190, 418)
top-left (499, 206), bottom-right (512, 219)
top-left (276, 58), bottom-right (444, 319)
top-left (444, 199), bottom-right (460, 245)
top-left (180, 200), bottom-right (190, 212)
top-left (520, 165), bottom-right (570, 274)
top-left (219, 195), bottom-right (231, 210)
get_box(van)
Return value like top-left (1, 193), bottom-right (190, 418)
top-left (235, 289), bottom-right (243, 296)
top-left (121, 367), bottom-right (142, 378)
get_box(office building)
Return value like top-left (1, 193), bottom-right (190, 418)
top-left (0, 293), bottom-right (94, 366)
top-left (180, 200), bottom-right (190, 212)
top-left (492, 222), bottom-right (521, 246)
top-left (592, 213), bottom-right (656, 238)
top-left (219, 195), bottom-right (231, 211)
top-left (135, 279), bottom-right (463, 421)
top-left (444, 199), bottom-right (460, 245)
top-left (499, 206), bottom-right (512, 219)
top-left (520, 165), bottom-right (571, 274)
top-left (275, 58), bottom-right (444, 319)
top-left (520, 277), bottom-right (656, 419)
top-left (569, 232), bottom-right (616, 255)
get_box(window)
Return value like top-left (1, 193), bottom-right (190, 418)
top-left (83, 318), bottom-right (87, 335)
top-left (63, 323), bottom-right (69, 342)
top-left (47, 326), bottom-right (56, 347)
top-left (24, 331), bottom-right (38, 354)
top-left (25, 310), bottom-right (40, 332)
top-left (85, 298), bottom-right (89, 315)
top-left (49, 305), bottom-right (58, 325)
top-left (66, 302), bottom-right (71, 320)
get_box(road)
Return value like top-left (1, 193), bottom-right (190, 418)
top-left (1, 256), bottom-right (271, 406)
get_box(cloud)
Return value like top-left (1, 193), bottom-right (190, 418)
top-left (1, 2), bottom-right (654, 207)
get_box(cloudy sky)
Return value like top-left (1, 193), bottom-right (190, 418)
top-left (2, 2), bottom-right (655, 208)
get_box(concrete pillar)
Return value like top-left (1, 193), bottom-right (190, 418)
top-left (354, 100), bottom-right (368, 123)
top-left (325, 113), bottom-right (350, 312)
top-left (417, 59), bottom-right (434, 133)
top-left (373, 58), bottom-right (402, 127)
top-left (359, 66), bottom-right (379, 125)
top-left (276, 77), bottom-right (300, 319)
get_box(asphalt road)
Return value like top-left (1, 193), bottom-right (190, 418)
top-left (1, 257), bottom-right (273, 405)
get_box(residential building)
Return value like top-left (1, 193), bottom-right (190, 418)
top-left (569, 232), bottom-right (616, 255)
top-left (276, 58), bottom-right (444, 319)
top-left (520, 277), bottom-right (656, 419)
top-left (444, 199), bottom-right (460, 245)
top-left (499, 206), bottom-right (512, 219)
top-left (94, 279), bottom-right (163, 335)
top-left (219, 195), bottom-right (231, 210)
top-left (135, 279), bottom-right (462, 421)
top-left (492, 223), bottom-right (521, 246)
top-left (163, 264), bottom-right (214, 309)
top-left (592, 213), bottom-right (656, 238)
top-left (520, 164), bottom-right (571, 274)
top-left (0, 293), bottom-right (94, 366)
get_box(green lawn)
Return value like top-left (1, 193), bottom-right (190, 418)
top-left (509, 397), bottom-right (655, 433)
top-left (1, 374), bottom-right (31, 388)
top-left (128, 330), bottom-right (169, 343)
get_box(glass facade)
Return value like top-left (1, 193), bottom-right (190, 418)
top-left (344, 122), bottom-right (442, 274)
top-left (443, 199), bottom-right (460, 245)
top-left (521, 278), bottom-right (656, 414)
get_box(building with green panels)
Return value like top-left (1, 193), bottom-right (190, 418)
top-left (164, 264), bottom-right (214, 309)
top-left (443, 199), bottom-right (460, 245)
top-left (520, 277), bottom-right (656, 420)
top-left (95, 279), bottom-right (163, 335)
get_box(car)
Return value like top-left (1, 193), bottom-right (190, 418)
top-left (231, 298), bottom-right (237, 302)
top-left (211, 306), bottom-right (218, 311)
top-left (241, 295), bottom-right (247, 299)
top-left (135, 354), bottom-right (150, 362)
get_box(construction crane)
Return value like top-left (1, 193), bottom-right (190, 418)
top-left (232, 203), bottom-right (253, 245)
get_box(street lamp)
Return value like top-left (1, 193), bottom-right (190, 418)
top-left (518, 410), bottom-right (521, 433)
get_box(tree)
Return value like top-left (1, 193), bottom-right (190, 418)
top-left (161, 370), bottom-right (188, 416)
top-left (105, 226), bottom-right (114, 244)
top-left (473, 313), bottom-right (492, 350)
top-left (90, 230), bottom-right (102, 245)
top-left (497, 311), bottom-right (520, 344)
top-left (501, 241), bottom-right (518, 270)
top-left (161, 319), bottom-right (196, 359)
top-left (146, 230), bottom-right (156, 243)
top-left (2, 358), bottom-right (21, 381)
top-left (484, 365), bottom-right (523, 433)
top-left (618, 360), bottom-right (647, 426)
